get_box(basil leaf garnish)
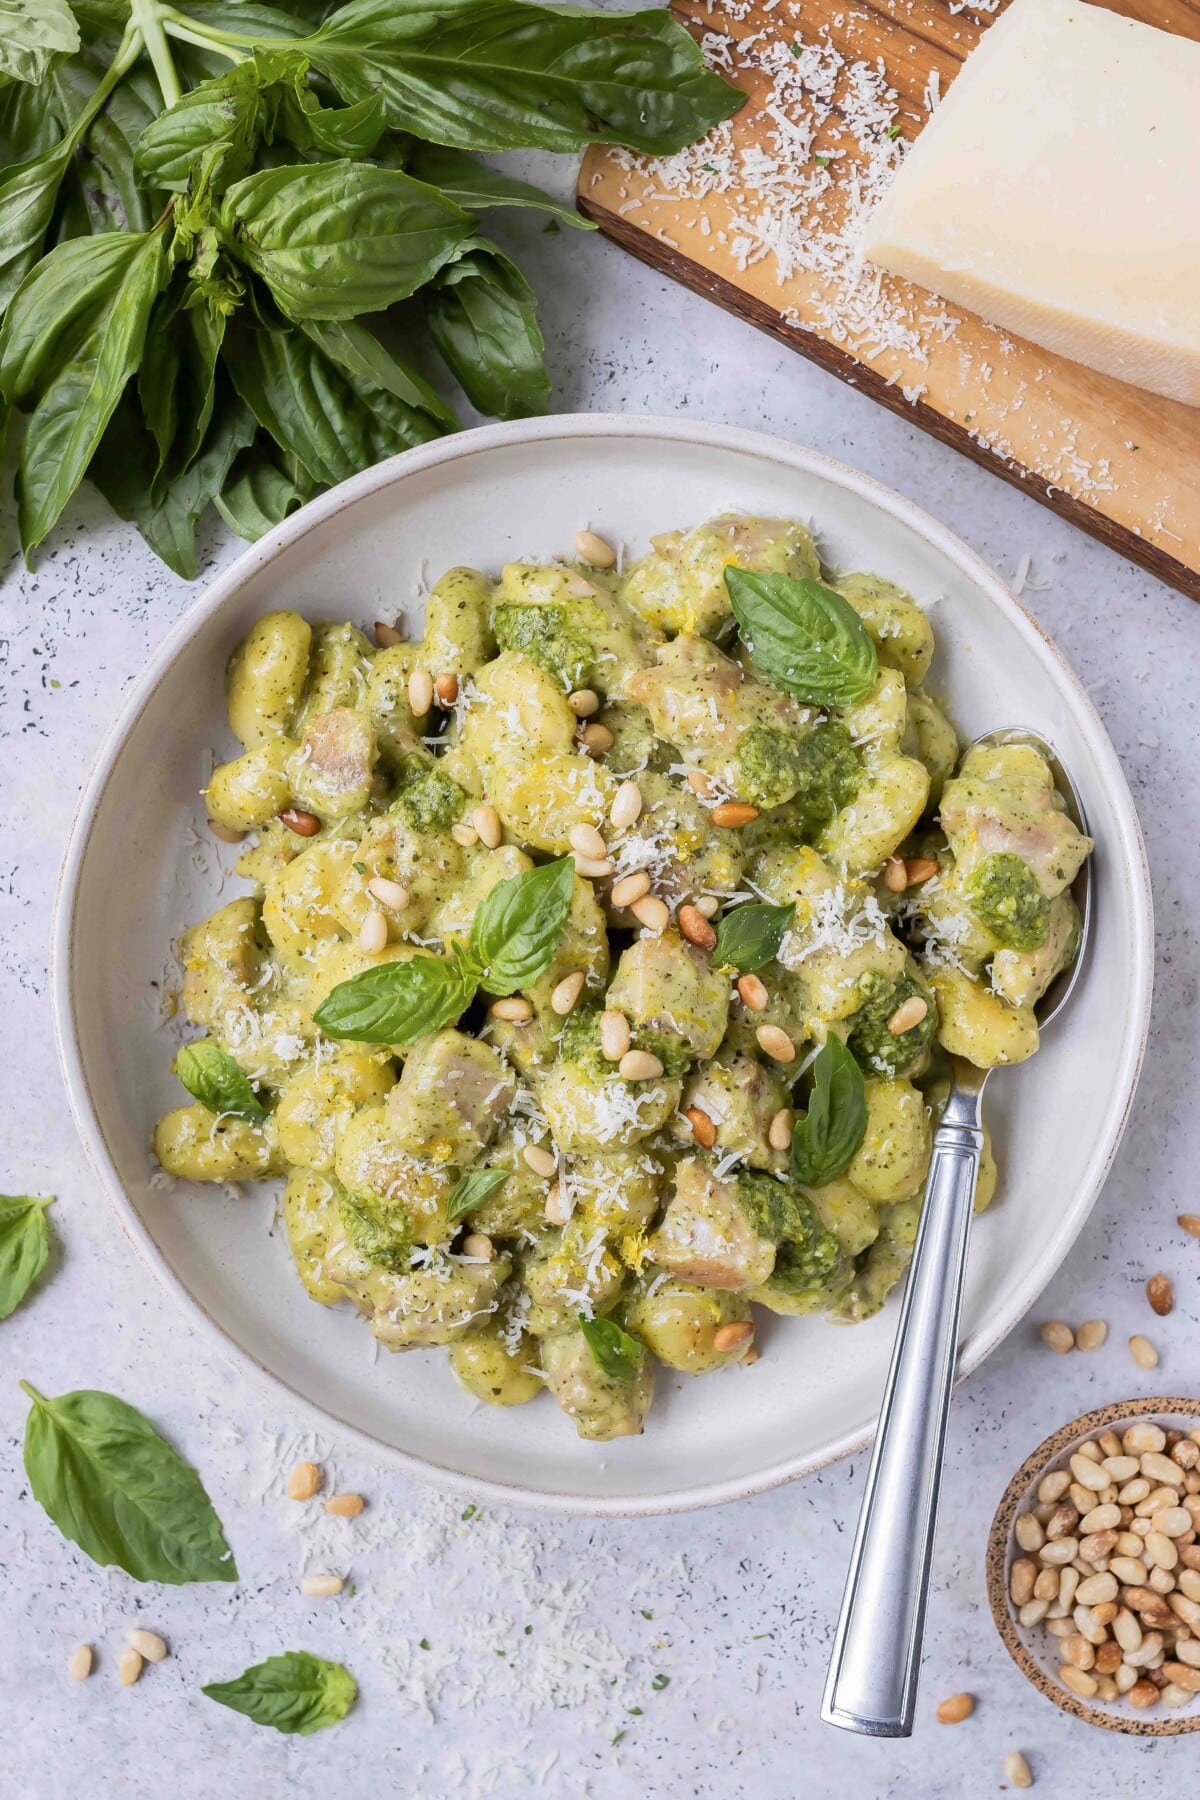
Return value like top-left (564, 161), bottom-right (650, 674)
top-left (579, 1314), bottom-right (645, 1384)
top-left (446, 1167), bottom-right (510, 1224)
top-left (724, 568), bottom-right (879, 707)
top-left (19, 1382), bottom-right (238, 1584)
top-left (790, 1038), bottom-right (868, 1188)
top-left (714, 902), bottom-right (795, 973)
top-left (314, 953), bottom-right (474, 1043)
top-left (203, 1651), bottom-right (356, 1736)
top-left (472, 855), bottom-right (575, 996)
top-left (0, 1194), bottom-right (55, 1319)
top-left (176, 1039), bottom-right (268, 1124)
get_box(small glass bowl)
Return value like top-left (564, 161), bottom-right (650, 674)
top-left (987, 1397), bottom-right (1200, 1736)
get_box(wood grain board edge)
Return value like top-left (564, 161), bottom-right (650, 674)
top-left (578, 193), bottom-right (1200, 605)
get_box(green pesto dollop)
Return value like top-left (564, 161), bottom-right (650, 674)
top-left (848, 969), bottom-right (937, 1079)
top-left (736, 1171), bottom-right (841, 1283)
top-left (966, 851), bottom-right (1051, 951)
top-left (556, 1003), bottom-right (611, 1080)
top-left (394, 754), bottom-right (466, 833)
top-left (339, 1187), bottom-right (411, 1271)
top-left (493, 603), bottom-right (592, 693)
top-left (737, 721), bottom-right (863, 825)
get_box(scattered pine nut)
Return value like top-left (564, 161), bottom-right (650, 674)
top-left (631, 895), bottom-right (669, 933)
top-left (544, 1182), bottom-right (570, 1225)
top-left (374, 620), bottom-right (402, 648)
top-left (574, 854), bottom-right (614, 879)
top-left (207, 819), bottom-right (244, 844)
top-left (569, 821), bottom-right (608, 860)
top-left (684, 1106), bottom-right (717, 1149)
top-left (1039, 1320), bottom-right (1075, 1355)
top-left (768, 1107), bottom-right (793, 1152)
top-left (567, 688), bottom-right (600, 718)
top-left (756, 1024), bottom-right (795, 1064)
top-left (1004, 1751), bottom-right (1033, 1789)
top-left (408, 668), bottom-right (434, 715)
top-left (905, 857), bottom-right (940, 885)
top-left (737, 974), bottom-right (769, 1012)
top-left (473, 805), bottom-right (502, 849)
top-left (609, 781), bottom-right (643, 829)
top-left (619, 1049), bottom-right (664, 1081)
top-left (1130, 1334), bottom-right (1159, 1370)
top-left (358, 909), bottom-right (388, 954)
top-left (434, 673), bottom-right (458, 706)
top-left (299, 1574), bottom-right (344, 1598)
top-left (694, 895), bottom-right (720, 919)
top-left (1058, 1664), bottom-right (1098, 1700)
top-left (740, 1345), bottom-right (760, 1366)
top-left (279, 807), bottom-right (320, 837)
top-left (1075, 1319), bottom-right (1108, 1352)
top-left (710, 801), bottom-right (759, 828)
top-left (580, 722), bottom-right (613, 756)
top-left (685, 769), bottom-right (714, 799)
top-left (935, 1692), bottom-right (974, 1724)
top-left (1178, 1214), bottom-right (1200, 1240)
top-left (523, 1143), bottom-right (557, 1178)
top-left (490, 996), bottom-right (533, 1022)
top-left (287, 1460), bottom-right (322, 1501)
top-left (461, 1232), bottom-right (494, 1261)
top-left (574, 529), bottom-right (616, 568)
top-left (118, 1648), bottom-right (143, 1686)
top-left (882, 855), bottom-right (906, 893)
top-left (887, 995), bottom-right (928, 1035)
top-left (550, 971), bottom-right (585, 1015)
top-left (368, 875), bottom-right (411, 912)
top-left (600, 1010), bottom-right (630, 1061)
top-left (125, 1629), bottom-right (167, 1664)
top-left (1146, 1273), bottom-right (1174, 1316)
top-left (325, 1493), bottom-right (365, 1518)
top-left (713, 1321), bottom-right (754, 1353)
top-left (611, 871), bottom-right (652, 909)
top-left (451, 822), bottom-right (479, 847)
top-left (678, 904), bottom-right (717, 950)
top-left (67, 1644), bottom-right (93, 1682)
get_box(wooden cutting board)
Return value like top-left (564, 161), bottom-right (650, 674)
top-left (578, 1), bottom-right (1200, 602)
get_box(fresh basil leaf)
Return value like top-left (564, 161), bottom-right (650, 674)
top-left (220, 159), bottom-right (470, 320)
top-left (75, 59), bottom-right (160, 234)
top-left (139, 278), bottom-right (225, 482)
top-left (0, 66), bottom-right (65, 165)
top-left (273, 76), bottom-right (386, 159)
top-left (313, 952), bottom-right (475, 1043)
top-left (0, 0), bottom-right (80, 87)
top-left (305, 0), bottom-right (744, 155)
top-left (790, 1037), bottom-right (867, 1188)
top-left (724, 568), bottom-right (879, 708)
top-left (714, 902), bottom-right (795, 974)
top-left (0, 227), bottom-right (167, 554)
top-left (471, 855), bottom-right (574, 996)
top-left (20, 1382), bottom-right (238, 1584)
top-left (215, 440), bottom-right (311, 541)
top-left (134, 64), bottom-right (263, 193)
top-left (0, 142), bottom-right (72, 315)
top-left (427, 238), bottom-right (548, 421)
top-left (297, 315), bottom-right (457, 431)
top-left (407, 143), bottom-right (592, 230)
top-left (0, 1195), bottom-right (55, 1320)
top-left (446, 1167), bottom-right (509, 1223)
top-left (176, 1036), bottom-right (269, 1123)
top-left (203, 1651), bottom-right (356, 1735)
top-left (579, 1314), bottom-right (644, 1383)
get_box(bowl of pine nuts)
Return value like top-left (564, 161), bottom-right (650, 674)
top-left (988, 1399), bottom-right (1200, 1734)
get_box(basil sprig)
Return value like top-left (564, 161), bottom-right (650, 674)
top-left (579, 1315), bottom-right (645, 1384)
top-left (19, 1382), bottom-right (238, 1584)
top-left (315, 856), bottom-right (575, 1043)
top-left (714, 902), bottom-right (795, 973)
top-left (725, 568), bottom-right (879, 707)
top-left (0, 1194), bottom-right (55, 1319)
top-left (176, 1039), bottom-right (268, 1124)
top-left (203, 1651), bottom-right (357, 1736)
top-left (447, 1168), bottom-right (510, 1224)
top-left (790, 1038), bottom-right (868, 1188)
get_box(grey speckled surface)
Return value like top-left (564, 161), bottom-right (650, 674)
top-left (2, 157), bottom-right (1198, 1799)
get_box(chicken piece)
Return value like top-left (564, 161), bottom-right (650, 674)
top-left (623, 1274), bottom-right (754, 1372)
top-left (385, 1031), bottom-right (515, 1160)
top-left (647, 1156), bottom-right (776, 1291)
top-left (289, 707), bottom-right (378, 820)
top-left (681, 1054), bottom-right (788, 1169)
top-left (540, 1323), bottom-right (655, 1440)
top-left (331, 1250), bottom-right (513, 1348)
top-left (939, 743), bottom-right (1092, 897)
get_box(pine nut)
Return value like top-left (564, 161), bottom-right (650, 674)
top-left (737, 974), bottom-right (769, 1012)
top-left (359, 909), bottom-right (388, 954)
top-left (1174, 1637), bottom-right (1200, 1667)
top-left (569, 822), bottom-right (608, 860)
top-left (1010, 1560), bottom-right (1037, 1606)
top-left (461, 1232), bottom-right (494, 1261)
top-left (1173, 1440), bottom-right (1200, 1469)
top-left (118, 1648), bottom-right (143, 1686)
top-left (567, 688), bottom-right (600, 718)
top-left (887, 995), bottom-right (928, 1035)
top-left (574, 529), bottom-right (616, 568)
top-left (905, 857), bottom-right (940, 885)
top-left (1095, 1640), bottom-right (1122, 1674)
top-left (1003, 1752), bottom-right (1033, 1789)
top-left (1019, 1599), bottom-right (1049, 1626)
top-left (1071, 1454), bottom-right (1110, 1492)
top-left (1128, 1678), bottom-right (1159, 1707)
top-left (300, 1574), bottom-right (344, 1597)
top-left (685, 769), bottom-right (714, 799)
top-left (434, 673), bottom-right (459, 706)
top-left (619, 1049), bottom-right (664, 1081)
top-left (1033, 1569), bottom-right (1059, 1601)
top-left (678, 904), bottom-right (717, 950)
top-left (1120, 1477), bottom-right (1151, 1505)
top-left (1125, 1423), bottom-right (1166, 1454)
top-left (1039, 1320), bottom-right (1075, 1354)
top-left (408, 668), bottom-right (433, 715)
top-left (1038, 1471), bottom-right (1071, 1504)
top-left (125, 1630), bottom-right (167, 1664)
top-left (207, 818), bottom-right (244, 844)
top-left (67, 1644), bottom-right (93, 1681)
top-left (1064, 1633), bottom-right (1095, 1670)
top-left (1113, 1608), bottom-right (1142, 1652)
top-left (1130, 1334), bottom-right (1159, 1370)
top-left (694, 895), bottom-right (720, 919)
top-left (611, 871), bottom-right (651, 909)
top-left (490, 996), bottom-right (533, 1022)
top-left (1015, 1512), bottom-right (1046, 1552)
top-left (882, 856), bottom-right (907, 892)
top-left (1162, 1681), bottom-right (1194, 1705)
top-left (473, 805), bottom-right (502, 849)
top-left (1080, 1503), bottom-right (1121, 1533)
top-left (1075, 1319), bottom-right (1108, 1352)
top-left (1098, 1429), bottom-right (1123, 1459)
top-left (1080, 1530), bottom-right (1119, 1562)
top-left (575, 855), bottom-right (614, 879)
top-left (287, 1460), bottom-right (322, 1500)
top-left (1110, 1557), bottom-right (1149, 1586)
top-left (1076, 1573), bottom-right (1118, 1605)
top-left (710, 801), bottom-right (759, 828)
top-left (544, 1182), bottom-right (570, 1225)
top-left (713, 1322), bottom-right (754, 1353)
top-left (1040, 1538), bottom-right (1078, 1566)
top-left (1154, 1507), bottom-right (1193, 1539)
top-left (600, 1010), bottom-right (630, 1060)
top-left (550, 971), bottom-right (585, 1015)
top-left (580, 722), bottom-right (613, 756)
top-left (1178, 1213), bottom-right (1200, 1239)
top-left (1146, 1273), bottom-right (1174, 1316)
top-left (1103, 1456), bottom-right (1139, 1481)
top-left (1075, 1439), bottom-right (1103, 1463)
top-left (609, 781), bottom-right (643, 829)
top-left (684, 1106), bottom-right (717, 1148)
top-left (451, 822), bottom-right (479, 847)
top-left (279, 807), bottom-right (320, 837)
top-left (756, 1024), bottom-right (795, 1064)
top-left (1050, 1565), bottom-right (1078, 1613)
top-left (1115, 1661), bottom-right (1138, 1692)
top-left (368, 876), bottom-right (411, 911)
top-left (935, 1692), bottom-right (974, 1724)
top-left (768, 1108), bottom-right (793, 1152)
top-left (631, 895), bottom-right (669, 932)
top-left (523, 1143), bottom-right (557, 1178)
top-left (1045, 1503), bottom-right (1079, 1541)
top-left (374, 620), bottom-right (403, 648)
top-left (325, 1492), bottom-right (365, 1518)
top-left (1146, 1533), bottom-right (1178, 1571)
top-left (1058, 1664), bottom-right (1097, 1699)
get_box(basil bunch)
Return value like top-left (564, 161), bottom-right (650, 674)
top-left (0, 0), bottom-right (742, 576)
top-left (315, 853), bottom-right (575, 1041)
top-left (790, 1037), bottom-right (867, 1188)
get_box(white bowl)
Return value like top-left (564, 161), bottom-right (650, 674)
top-left (52, 414), bottom-right (1153, 1515)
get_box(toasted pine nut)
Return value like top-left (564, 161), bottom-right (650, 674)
top-left (694, 895), bottom-right (720, 919)
top-left (737, 973), bottom-right (769, 1012)
top-left (67, 1644), bottom-right (93, 1681)
top-left (1178, 1214), bottom-right (1200, 1239)
top-left (1058, 1664), bottom-right (1097, 1699)
top-left (1126, 1422), bottom-right (1166, 1453)
top-left (544, 1182), bottom-right (570, 1225)
top-left (611, 871), bottom-right (652, 909)
top-left (434, 673), bottom-right (458, 706)
top-left (1146, 1273), bottom-right (1174, 1316)
top-left (631, 895), bottom-right (669, 933)
top-left (118, 1648), bottom-right (143, 1686)
top-left (756, 1024), bottom-right (795, 1064)
top-left (887, 995), bottom-right (928, 1035)
top-left (1154, 1507), bottom-right (1192, 1538)
top-left (575, 855), bottom-right (614, 879)
top-left (1010, 1560), bottom-right (1037, 1606)
top-left (713, 1321), bottom-right (754, 1353)
top-left (1038, 1470), bottom-right (1071, 1504)
top-left (1130, 1334), bottom-right (1159, 1370)
top-left (710, 801), bottom-right (759, 828)
top-left (408, 668), bottom-right (433, 715)
top-left (567, 688), bottom-right (600, 718)
top-left (490, 996), bottom-right (533, 1022)
top-left (569, 821), bottom-right (608, 860)
top-left (768, 1107), bottom-right (793, 1152)
top-left (125, 1630), bottom-right (167, 1664)
top-left (461, 1232), bottom-right (494, 1261)
top-left (473, 805), bottom-right (502, 850)
top-left (935, 1692), bottom-right (974, 1724)
top-left (905, 857), bottom-right (940, 885)
top-left (1015, 1512), bottom-right (1045, 1552)
top-left (882, 855), bottom-right (906, 892)
top-left (523, 1143), bottom-right (557, 1178)
top-left (1063, 1633), bottom-right (1095, 1670)
top-left (374, 620), bottom-right (403, 648)
top-left (684, 1106), bottom-right (717, 1149)
top-left (1070, 1453), bottom-right (1109, 1492)
top-left (1003, 1752), bottom-right (1033, 1789)
top-left (609, 781), bottom-right (643, 829)
top-left (359, 909), bottom-right (388, 954)
top-left (287, 1461), bottom-right (322, 1500)
top-left (1045, 1502), bottom-right (1079, 1539)
top-left (367, 876), bottom-right (411, 911)
top-left (279, 807), bottom-right (320, 837)
top-left (685, 769), bottom-right (714, 799)
top-left (207, 818), bottom-right (244, 844)
top-left (1039, 1320), bottom-right (1075, 1355)
top-left (678, 905), bottom-right (717, 950)
top-left (300, 1574), bottom-right (344, 1598)
top-left (450, 822), bottom-right (479, 847)
top-left (580, 722), bottom-right (613, 756)
top-left (1079, 1529), bottom-right (1119, 1561)
top-left (325, 1493), bottom-right (365, 1518)
top-left (574, 529), bottom-right (616, 568)
top-left (600, 1010), bottom-right (630, 1060)
top-left (1075, 1319), bottom-right (1108, 1352)
top-left (551, 971), bottom-right (586, 1016)
top-left (619, 1049), bottom-right (664, 1081)
top-left (1128, 1678), bottom-right (1159, 1707)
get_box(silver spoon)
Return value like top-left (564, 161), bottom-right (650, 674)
top-left (821, 729), bottom-right (1091, 1738)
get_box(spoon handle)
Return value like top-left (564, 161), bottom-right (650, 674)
top-left (821, 1084), bottom-right (985, 1738)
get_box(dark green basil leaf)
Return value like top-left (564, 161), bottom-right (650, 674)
top-left (0, 1195), bottom-right (55, 1320)
top-left (139, 278), bottom-right (225, 483)
top-left (220, 159), bottom-right (471, 319)
top-left (305, 0), bottom-right (744, 155)
top-left (314, 952), bottom-right (475, 1043)
top-left (408, 143), bottom-right (592, 229)
top-left (579, 1314), bottom-right (644, 1383)
top-left (446, 1167), bottom-right (509, 1223)
top-left (203, 1651), bottom-right (356, 1735)
top-left (0, 69), bottom-right (65, 165)
top-left (298, 315), bottom-right (457, 430)
top-left (0, 142), bottom-right (72, 314)
top-left (272, 76), bottom-right (386, 159)
top-left (75, 60), bottom-right (160, 234)
top-left (20, 1382), bottom-right (238, 1583)
top-left (134, 65), bottom-right (263, 193)
top-left (790, 1037), bottom-right (867, 1188)
top-left (0, 0), bottom-right (79, 86)
top-left (215, 440), bottom-right (311, 541)
top-left (176, 1037), bottom-right (268, 1123)
top-left (714, 902), bottom-right (795, 974)
top-left (724, 568), bottom-right (879, 708)
top-left (471, 855), bottom-right (574, 996)
top-left (427, 239), bottom-right (548, 421)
